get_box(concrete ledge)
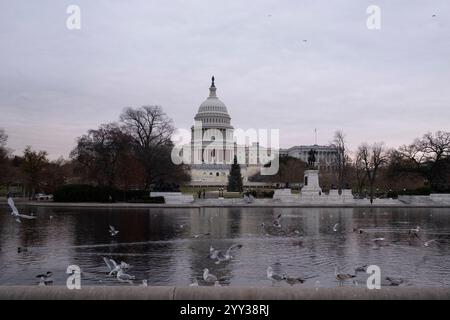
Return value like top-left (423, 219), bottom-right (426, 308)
top-left (0, 286), bottom-right (449, 300)
top-left (2, 200), bottom-right (450, 208)
top-left (0, 286), bottom-right (175, 300)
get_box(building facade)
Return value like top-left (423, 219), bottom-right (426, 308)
top-left (187, 77), bottom-right (338, 186)
top-left (279, 145), bottom-right (338, 172)
top-left (188, 77), bottom-right (263, 186)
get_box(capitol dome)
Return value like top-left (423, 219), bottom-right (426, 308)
top-left (194, 76), bottom-right (233, 129)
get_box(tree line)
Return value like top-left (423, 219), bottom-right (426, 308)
top-left (249, 130), bottom-right (450, 201)
top-left (1, 109), bottom-right (449, 199)
top-left (0, 106), bottom-right (189, 199)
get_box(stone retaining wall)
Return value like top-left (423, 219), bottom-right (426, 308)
top-left (150, 192), bottom-right (194, 204)
top-left (0, 286), bottom-right (449, 300)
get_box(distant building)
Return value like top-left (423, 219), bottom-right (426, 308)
top-left (188, 77), bottom-right (265, 186)
top-left (186, 77), bottom-right (338, 187)
top-left (279, 145), bottom-right (338, 172)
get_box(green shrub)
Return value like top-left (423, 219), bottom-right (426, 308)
top-left (53, 185), bottom-right (119, 202)
top-left (397, 187), bottom-right (431, 196)
top-left (127, 196), bottom-right (165, 203)
top-left (53, 185), bottom-right (162, 203)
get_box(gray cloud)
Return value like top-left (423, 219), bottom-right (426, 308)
top-left (0, 0), bottom-right (449, 158)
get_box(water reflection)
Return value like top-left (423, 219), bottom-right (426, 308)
top-left (0, 205), bottom-right (449, 287)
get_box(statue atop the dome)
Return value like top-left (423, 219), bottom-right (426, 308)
top-left (307, 148), bottom-right (317, 167)
top-left (211, 76), bottom-right (215, 87)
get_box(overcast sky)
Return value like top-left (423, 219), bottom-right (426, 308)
top-left (1, 0), bottom-right (449, 159)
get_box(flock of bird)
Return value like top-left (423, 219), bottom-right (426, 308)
top-left (4, 195), bottom-right (443, 287)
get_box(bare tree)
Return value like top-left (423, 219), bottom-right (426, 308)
top-left (71, 123), bottom-right (130, 187)
top-left (120, 106), bottom-right (174, 150)
top-left (354, 151), bottom-right (368, 194)
top-left (357, 142), bottom-right (388, 204)
top-left (0, 129), bottom-right (10, 187)
top-left (0, 128), bottom-right (7, 148)
top-left (120, 106), bottom-right (186, 188)
top-left (398, 131), bottom-right (450, 191)
top-left (332, 130), bottom-right (348, 193)
top-left (22, 146), bottom-right (49, 199)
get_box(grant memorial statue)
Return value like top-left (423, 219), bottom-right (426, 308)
top-left (302, 148), bottom-right (322, 195)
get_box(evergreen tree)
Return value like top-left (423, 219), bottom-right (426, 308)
top-left (227, 155), bottom-right (243, 192)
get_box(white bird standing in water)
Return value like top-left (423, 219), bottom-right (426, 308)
top-left (266, 266), bottom-right (283, 283)
top-left (333, 223), bottom-right (339, 232)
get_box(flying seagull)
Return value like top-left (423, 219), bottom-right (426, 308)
top-left (7, 194), bottom-right (36, 222)
top-left (212, 244), bottom-right (243, 264)
top-left (109, 225), bottom-right (119, 237)
top-left (103, 257), bottom-right (121, 275)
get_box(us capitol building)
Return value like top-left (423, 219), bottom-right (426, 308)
top-left (187, 77), bottom-right (338, 187)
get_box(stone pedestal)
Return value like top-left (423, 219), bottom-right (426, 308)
top-left (301, 170), bottom-right (322, 196)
